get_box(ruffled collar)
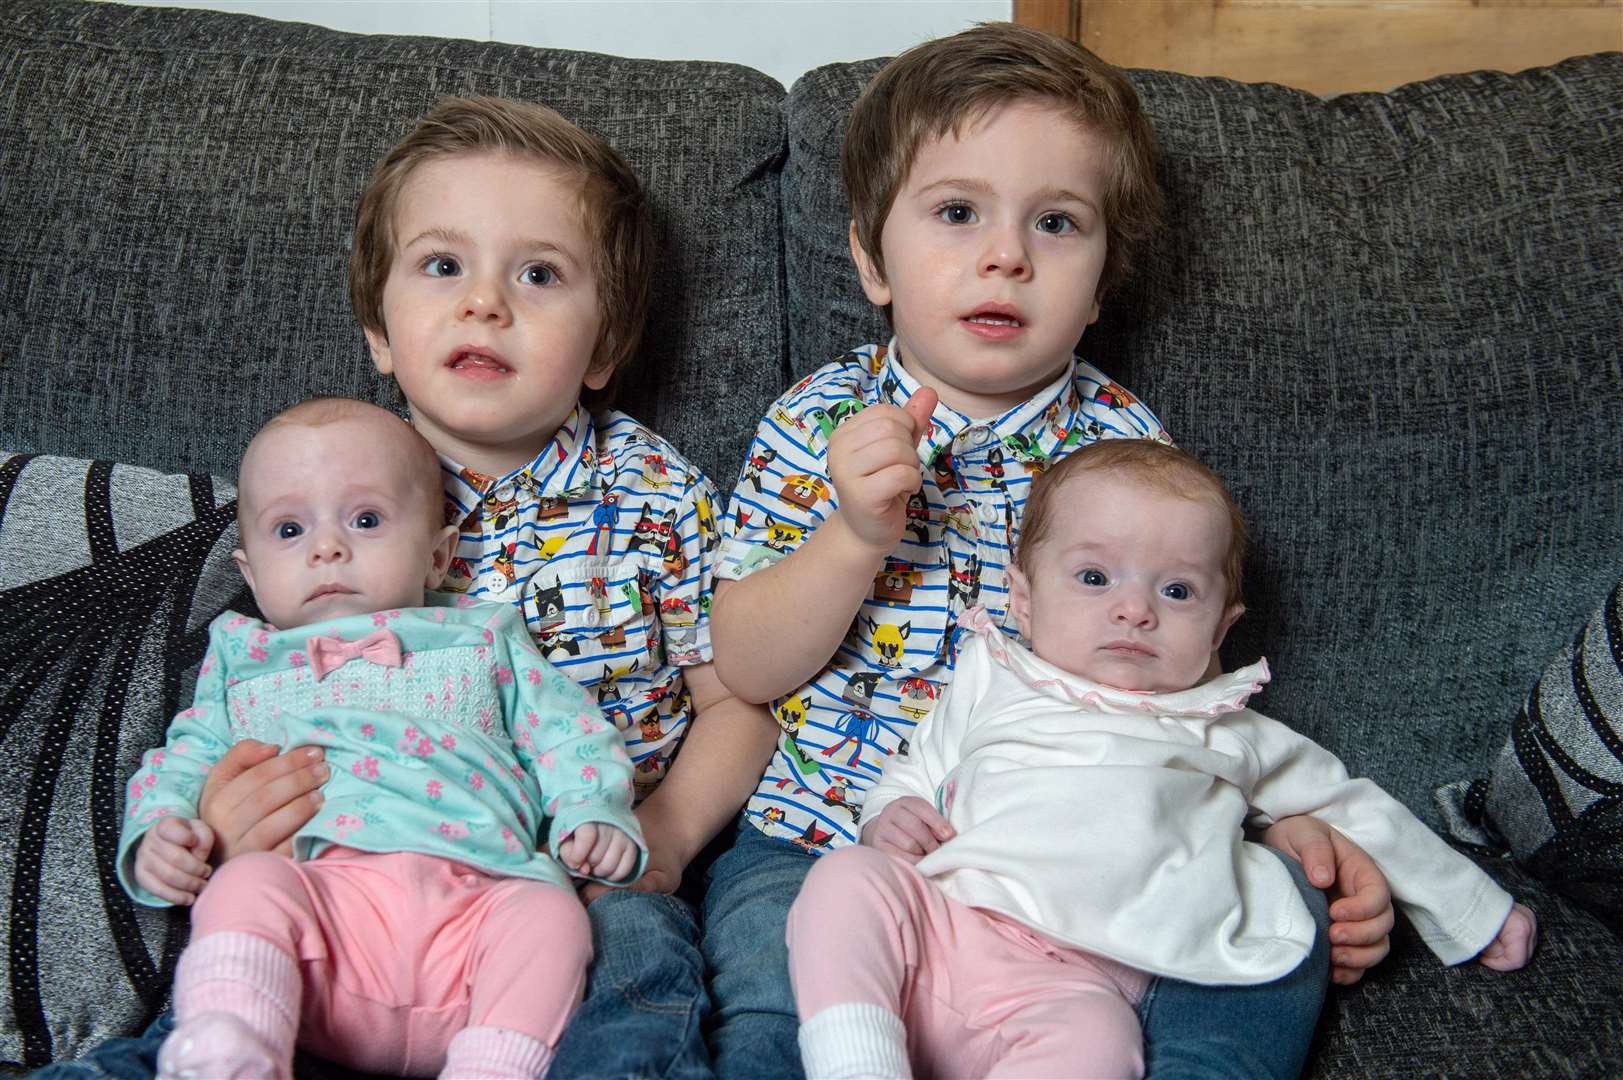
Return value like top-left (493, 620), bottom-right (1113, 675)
top-left (959, 605), bottom-right (1270, 718)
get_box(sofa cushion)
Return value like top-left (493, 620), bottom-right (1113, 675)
top-left (781, 54), bottom-right (1623, 822)
top-left (1439, 580), bottom-right (1623, 932)
top-left (0, 0), bottom-right (789, 493)
top-left (0, 452), bottom-right (247, 1069)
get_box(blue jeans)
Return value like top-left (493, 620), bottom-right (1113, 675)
top-left (32, 889), bottom-right (712, 1080)
top-left (701, 817), bottom-right (1330, 1080)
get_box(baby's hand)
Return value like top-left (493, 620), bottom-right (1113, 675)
top-left (134, 816), bottom-right (216, 906)
top-left (827, 388), bottom-right (938, 554)
top-left (1478, 902), bottom-right (1537, 971)
top-left (558, 823), bottom-right (639, 883)
top-left (860, 795), bottom-right (955, 863)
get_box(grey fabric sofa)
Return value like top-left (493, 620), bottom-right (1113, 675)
top-left (2, 0), bottom-right (1619, 1074)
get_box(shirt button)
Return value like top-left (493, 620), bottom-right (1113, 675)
top-left (967, 428), bottom-right (991, 447)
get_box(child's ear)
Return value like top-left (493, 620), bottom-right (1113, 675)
top-left (1007, 563), bottom-right (1034, 640)
top-left (231, 548), bottom-right (256, 593)
top-left (848, 221), bottom-right (892, 308)
top-left (424, 525), bottom-right (459, 589)
top-left (1213, 602), bottom-right (1245, 649)
top-left (363, 327), bottom-right (394, 375)
top-left (583, 358), bottom-right (613, 392)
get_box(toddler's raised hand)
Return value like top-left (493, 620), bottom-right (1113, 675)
top-left (134, 816), bottom-right (215, 906)
top-left (860, 795), bottom-right (955, 864)
top-left (827, 388), bottom-right (938, 554)
top-left (1478, 902), bottom-right (1537, 971)
top-left (558, 822), bottom-right (640, 883)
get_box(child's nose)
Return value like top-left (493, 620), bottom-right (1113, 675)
top-left (1112, 590), bottom-right (1155, 626)
top-left (459, 276), bottom-right (512, 323)
top-left (307, 529), bottom-right (349, 564)
top-left (979, 225), bottom-right (1031, 280)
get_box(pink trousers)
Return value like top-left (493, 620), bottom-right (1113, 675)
top-left (788, 845), bottom-right (1150, 1079)
top-left (185, 847), bottom-right (591, 1076)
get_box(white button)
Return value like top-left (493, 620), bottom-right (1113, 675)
top-left (964, 427), bottom-right (991, 447)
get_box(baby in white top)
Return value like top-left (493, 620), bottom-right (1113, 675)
top-left (787, 437), bottom-right (1536, 1080)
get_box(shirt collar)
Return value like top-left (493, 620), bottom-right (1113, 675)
top-left (878, 338), bottom-right (1086, 471)
top-left (440, 406), bottom-right (601, 506)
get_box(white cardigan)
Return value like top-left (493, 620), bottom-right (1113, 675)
top-left (862, 607), bottom-right (1512, 985)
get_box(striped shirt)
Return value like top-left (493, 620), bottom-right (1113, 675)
top-left (717, 342), bottom-right (1167, 851)
top-left (438, 406), bottom-right (723, 799)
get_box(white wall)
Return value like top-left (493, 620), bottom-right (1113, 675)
top-left (119, 1), bottom-right (1013, 88)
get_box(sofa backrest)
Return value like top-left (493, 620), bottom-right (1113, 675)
top-left (783, 54), bottom-right (1623, 816)
top-left (0, 0), bottom-right (789, 491)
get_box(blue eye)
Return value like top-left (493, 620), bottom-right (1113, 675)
top-left (1079, 569), bottom-right (1107, 587)
top-left (522, 263), bottom-right (558, 287)
top-left (275, 521), bottom-right (303, 540)
top-left (352, 511), bottom-right (381, 530)
top-left (1163, 582), bottom-right (1191, 601)
top-left (423, 255), bottom-right (460, 277)
top-left (938, 203), bottom-right (976, 225)
top-left (1036, 212), bottom-right (1075, 235)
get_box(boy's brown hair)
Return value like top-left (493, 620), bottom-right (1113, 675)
top-left (842, 21), bottom-right (1162, 303)
top-left (1018, 439), bottom-right (1248, 609)
top-left (349, 96), bottom-right (653, 409)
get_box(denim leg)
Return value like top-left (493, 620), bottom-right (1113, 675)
top-left (27, 1012), bottom-right (171, 1080)
top-left (1137, 847), bottom-right (1331, 1080)
top-left (549, 889), bottom-right (712, 1080)
top-left (701, 819), bottom-right (816, 1080)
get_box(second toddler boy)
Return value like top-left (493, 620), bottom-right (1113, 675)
top-left (707, 22), bottom-right (1396, 1080)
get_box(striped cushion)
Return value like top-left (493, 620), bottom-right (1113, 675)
top-left (1440, 581), bottom-right (1623, 932)
top-left (0, 453), bottom-right (246, 1068)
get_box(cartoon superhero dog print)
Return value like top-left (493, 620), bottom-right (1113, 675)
top-left (791, 821), bottom-right (836, 853)
top-left (762, 515), bottom-right (805, 555)
top-left (928, 447), bottom-right (959, 493)
top-left (903, 490), bottom-right (932, 546)
top-left (641, 452), bottom-right (671, 489)
top-left (743, 447), bottom-right (778, 493)
top-left (841, 670), bottom-right (882, 711)
top-left (896, 677), bottom-right (940, 722)
top-left (659, 596), bottom-right (696, 627)
top-left (1001, 433), bottom-right (1050, 476)
top-left (1094, 381), bottom-right (1139, 410)
top-left (695, 492), bottom-right (720, 551)
top-left (587, 492), bottom-right (620, 556)
top-left (532, 577), bottom-right (567, 631)
top-left (664, 629), bottom-right (701, 665)
top-left (778, 473), bottom-right (831, 512)
top-left (660, 511), bottom-right (688, 576)
top-left (872, 559), bottom-right (922, 605)
top-left (775, 693), bottom-right (812, 733)
top-left (630, 504), bottom-right (662, 555)
top-left (863, 617), bottom-right (912, 669)
top-left (947, 550), bottom-right (981, 612)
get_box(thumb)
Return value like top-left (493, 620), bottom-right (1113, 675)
top-left (188, 819), bottom-right (215, 864)
top-left (902, 387), bottom-right (938, 445)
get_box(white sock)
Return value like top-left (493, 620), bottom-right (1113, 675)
top-left (797, 1002), bottom-right (910, 1080)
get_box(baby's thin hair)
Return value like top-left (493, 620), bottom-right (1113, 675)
top-left (239, 398), bottom-right (443, 530)
top-left (348, 96), bottom-right (652, 409)
top-left (1018, 439), bottom-right (1248, 609)
top-left (842, 21), bottom-right (1162, 302)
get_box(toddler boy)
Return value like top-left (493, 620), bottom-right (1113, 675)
top-left (707, 23), bottom-right (1392, 1080)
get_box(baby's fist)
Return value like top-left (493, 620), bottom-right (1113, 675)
top-left (1478, 902), bottom-right (1537, 972)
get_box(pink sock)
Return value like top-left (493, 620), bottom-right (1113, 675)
top-left (440, 1026), bottom-right (554, 1079)
top-left (161, 930), bottom-right (300, 1080)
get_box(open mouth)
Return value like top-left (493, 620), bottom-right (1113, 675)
top-left (962, 304), bottom-right (1025, 335)
top-left (448, 348), bottom-right (511, 374)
